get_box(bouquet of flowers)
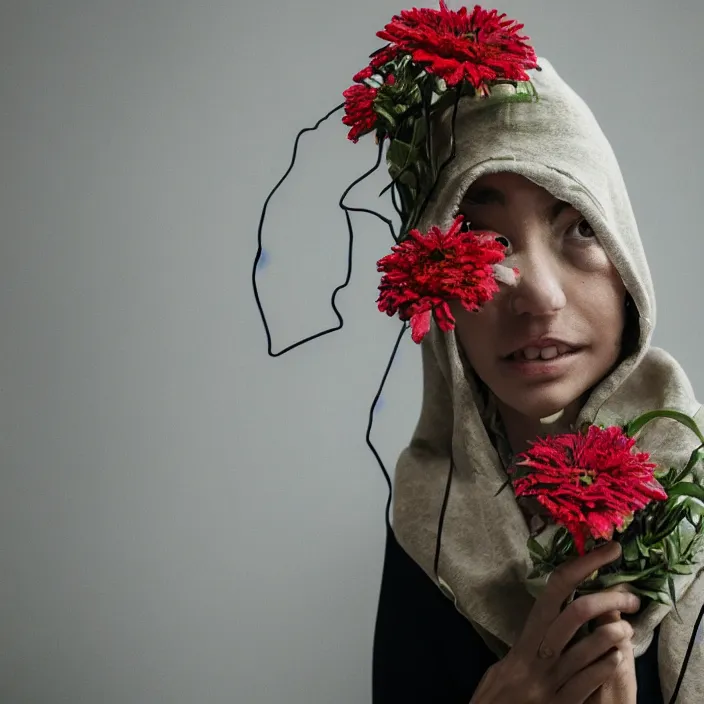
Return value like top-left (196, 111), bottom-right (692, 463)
top-left (507, 410), bottom-right (704, 609)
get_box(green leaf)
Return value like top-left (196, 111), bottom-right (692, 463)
top-left (667, 574), bottom-right (678, 602)
top-left (670, 445), bottom-right (704, 484)
top-left (596, 564), bottom-right (663, 587)
top-left (527, 536), bottom-right (546, 559)
top-left (664, 537), bottom-right (676, 567)
top-left (625, 409), bottom-right (704, 444)
top-left (667, 576), bottom-right (682, 621)
top-left (555, 527), bottom-right (574, 552)
top-left (622, 540), bottom-right (640, 563)
top-left (386, 138), bottom-right (412, 167)
top-left (628, 587), bottom-right (672, 605)
top-left (667, 482), bottom-right (704, 502)
top-left (636, 535), bottom-right (650, 558)
top-left (656, 466), bottom-right (677, 483)
top-left (645, 508), bottom-right (688, 545)
top-left (373, 103), bottom-right (398, 130)
top-left (669, 564), bottom-right (694, 575)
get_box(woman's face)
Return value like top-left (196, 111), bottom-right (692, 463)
top-left (452, 172), bottom-right (627, 420)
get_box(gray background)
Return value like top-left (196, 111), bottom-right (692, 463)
top-left (2, 1), bottom-right (703, 702)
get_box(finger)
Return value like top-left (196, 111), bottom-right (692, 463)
top-left (594, 609), bottom-right (621, 627)
top-left (552, 620), bottom-right (634, 689)
top-left (540, 590), bottom-right (640, 658)
top-left (552, 649), bottom-right (623, 704)
top-left (518, 542), bottom-right (622, 652)
top-left (593, 585), bottom-right (631, 628)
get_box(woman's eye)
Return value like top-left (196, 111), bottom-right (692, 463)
top-left (495, 235), bottom-right (512, 252)
top-left (569, 218), bottom-right (596, 239)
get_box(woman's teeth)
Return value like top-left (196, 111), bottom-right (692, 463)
top-left (513, 345), bottom-right (570, 361)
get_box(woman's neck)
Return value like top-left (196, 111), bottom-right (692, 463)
top-left (496, 399), bottom-right (583, 455)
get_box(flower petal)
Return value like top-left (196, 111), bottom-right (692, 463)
top-left (410, 310), bottom-right (432, 343)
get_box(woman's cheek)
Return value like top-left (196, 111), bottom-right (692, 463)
top-left (570, 242), bottom-right (615, 273)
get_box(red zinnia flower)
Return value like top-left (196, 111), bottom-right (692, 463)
top-left (343, 73), bottom-right (399, 142)
top-left (342, 83), bottom-right (379, 143)
top-left (376, 215), bottom-right (508, 343)
top-left (377, 2), bottom-right (538, 89)
top-left (510, 426), bottom-right (668, 555)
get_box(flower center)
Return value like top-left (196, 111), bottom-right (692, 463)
top-left (578, 469), bottom-right (595, 486)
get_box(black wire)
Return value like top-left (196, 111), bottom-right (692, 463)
top-left (424, 85), bottom-right (433, 177)
top-left (379, 162), bottom-right (421, 222)
top-left (378, 163), bottom-right (420, 199)
top-left (668, 597), bottom-right (704, 703)
top-left (433, 455), bottom-right (455, 578)
top-left (382, 166), bottom-right (419, 240)
top-left (340, 138), bottom-right (398, 243)
top-left (253, 109), bottom-right (396, 357)
top-left (365, 323), bottom-right (409, 531)
top-left (253, 103), bottom-right (342, 356)
top-left (390, 179), bottom-right (403, 221)
top-left (417, 90), bottom-right (461, 222)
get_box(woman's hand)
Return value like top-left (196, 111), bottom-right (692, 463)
top-left (584, 644), bottom-right (636, 704)
top-left (584, 587), bottom-right (637, 704)
top-left (469, 542), bottom-right (640, 704)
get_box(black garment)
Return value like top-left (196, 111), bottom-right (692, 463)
top-left (373, 528), bottom-right (663, 704)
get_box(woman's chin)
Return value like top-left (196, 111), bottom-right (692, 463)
top-left (499, 389), bottom-right (581, 425)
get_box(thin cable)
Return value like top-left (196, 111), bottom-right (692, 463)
top-left (253, 103), bottom-right (342, 355)
top-left (424, 84), bottom-right (433, 182)
top-left (668, 598), bottom-right (704, 703)
top-left (390, 179), bottom-right (403, 221)
top-left (433, 455), bottom-right (455, 578)
top-left (378, 161), bottom-right (421, 239)
top-left (253, 115), bottom-right (392, 356)
top-left (417, 90), bottom-right (461, 223)
top-left (365, 323), bottom-right (409, 530)
top-left (341, 138), bottom-right (398, 242)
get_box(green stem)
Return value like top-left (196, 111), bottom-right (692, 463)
top-left (625, 409), bottom-right (704, 444)
top-left (671, 444), bottom-right (704, 485)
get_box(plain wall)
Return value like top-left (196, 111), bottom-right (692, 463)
top-left (2, 1), bottom-right (703, 702)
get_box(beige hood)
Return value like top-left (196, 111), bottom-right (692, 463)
top-left (391, 59), bottom-right (704, 702)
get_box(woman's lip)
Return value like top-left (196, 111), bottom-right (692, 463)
top-left (500, 350), bottom-right (582, 377)
top-left (504, 341), bottom-right (576, 359)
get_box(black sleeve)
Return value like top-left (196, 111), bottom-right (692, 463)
top-left (635, 627), bottom-right (664, 704)
top-left (372, 527), bottom-right (498, 704)
top-left (372, 527), bottom-right (664, 704)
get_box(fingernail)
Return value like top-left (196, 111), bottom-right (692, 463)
top-left (610, 543), bottom-right (622, 559)
top-left (597, 542), bottom-right (620, 558)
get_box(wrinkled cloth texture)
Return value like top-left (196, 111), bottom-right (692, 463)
top-left (391, 58), bottom-right (704, 702)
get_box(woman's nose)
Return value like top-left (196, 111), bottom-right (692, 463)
top-left (508, 250), bottom-right (567, 317)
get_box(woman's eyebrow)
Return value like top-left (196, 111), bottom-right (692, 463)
top-left (461, 190), bottom-right (575, 222)
top-left (461, 187), bottom-right (505, 205)
top-left (548, 200), bottom-right (573, 222)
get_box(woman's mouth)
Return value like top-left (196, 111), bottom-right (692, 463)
top-left (502, 342), bottom-right (583, 377)
top-left (509, 343), bottom-right (574, 361)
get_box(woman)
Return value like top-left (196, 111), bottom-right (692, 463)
top-left (254, 5), bottom-right (704, 702)
top-left (372, 58), bottom-right (704, 703)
